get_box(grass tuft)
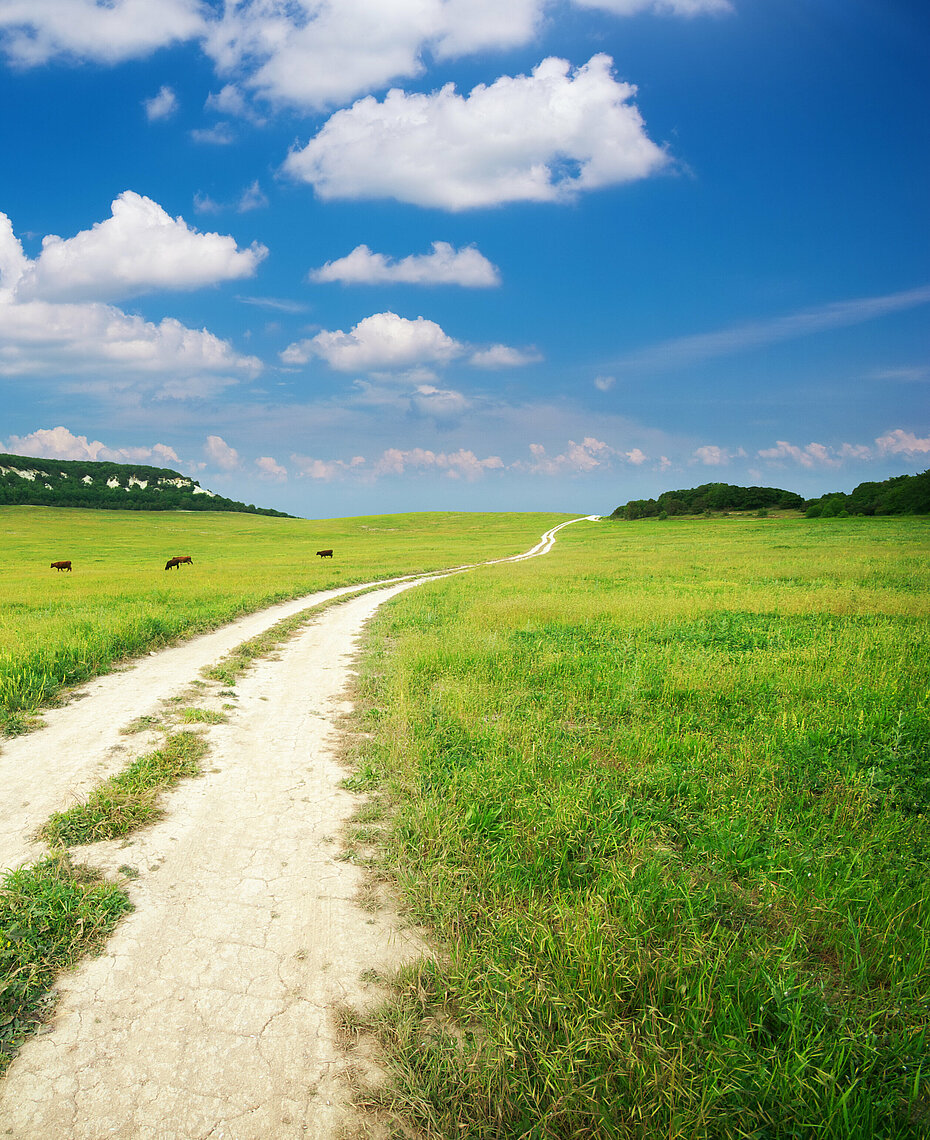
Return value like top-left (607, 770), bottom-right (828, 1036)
top-left (0, 851), bottom-right (132, 1074)
top-left (39, 731), bottom-right (209, 845)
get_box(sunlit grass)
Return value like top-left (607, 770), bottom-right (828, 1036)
top-left (0, 506), bottom-right (568, 733)
top-left (350, 515), bottom-right (930, 1138)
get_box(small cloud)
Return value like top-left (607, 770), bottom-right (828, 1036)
top-left (757, 440), bottom-right (841, 469)
top-left (144, 85), bottom-right (178, 122)
top-left (876, 428), bottom-right (930, 456)
top-left (870, 366), bottom-right (930, 382)
top-left (205, 434), bottom-right (240, 470)
top-left (594, 374), bottom-right (615, 391)
top-left (625, 447), bottom-right (647, 465)
top-left (693, 444), bottom-right (730, 466)
top-left (237, 180), bottom-right (268, 212)
top-left (311, 242), bottom-right (500, 287)
top-left (255, 455), bottom-right (287, 481)
top-left (236, 295), bottom-right (309, 314)
top-left (283, 311), bottom-right (462, 372)
top-left (193, 192), bottom-right (222, 214)
top-left (191, 123), bottom-right (236, 146)
top-left (470, 344), bottom-right (542, 369)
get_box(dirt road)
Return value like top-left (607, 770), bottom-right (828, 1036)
top-left (0, 518), bottom-right (594, 1138)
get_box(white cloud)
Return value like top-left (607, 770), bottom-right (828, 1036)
top-left (291, 453), bottom-right (366, 481)
top-left (876, 429), bottom-right (930, 456)
top-left (575, 0), bottom-right (730, 15)
top-left (144, 85), bottom-right (178, 121)
top-left (0, 207), bottom-right (260, 390)
top-left (311, 242), bottom-right (500, 287)
top-left (282, 311), bottom-right (462, 372)
top-left (521, 436), bottom-right (615, 475)
top-left (410, 383), bottom-right (469, 422)
top-left (205, 435), bottom-right (241, 470)
top-left (470, 344), bottom-right (542, 368)
top-left (374, 446), bottom-right (503, 480)
top-left (693, 444), bottom-right (730, 466)
top-left (284, 54), bottom-right (668, 210)
top-left (4, 426), bottom-right (181, 465)
top-left (757, 440), bottom-right (842, 469)
top-left (237, 181), bottom-right (269, 212)
top-left (607, 285), bottom-right (930, 375)
top-left (625, 447), bottom-right (648, 464)
top-left (255, 455), bottom-right (287, 481)
top-left (594, 374), bottom-right (616, 391)
top-left (191, 123), bottom-right (236, 145)
top-left (0, 0), bottom-right (203, 66)
top-left (13, 192), bottom-right (267, 303)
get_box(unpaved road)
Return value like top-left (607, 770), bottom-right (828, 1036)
top-left (0, 519), bottom-right (593, 1139)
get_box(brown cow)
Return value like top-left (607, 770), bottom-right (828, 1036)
top-left (165, 557), bottom-right (186, 570)
top-left (316, 549), bottom-right (334, 558)
top-left (51, 560), bottom-right (72, 572)
top-left (172, 555), bottom-right (193, 565)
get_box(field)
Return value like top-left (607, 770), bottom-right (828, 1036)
top-left (0, 506), bottom-right (568, 735)
top-left (350, 515), bottom-right (930, 1138)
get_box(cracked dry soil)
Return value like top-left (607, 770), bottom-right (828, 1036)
top-left (0, 520), bottom-right (592, 1138)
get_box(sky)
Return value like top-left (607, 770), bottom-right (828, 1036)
top-left (0, 0), bottom-right (927, 519)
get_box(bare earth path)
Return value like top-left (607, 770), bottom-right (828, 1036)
top-left (0, 519), bottom-right (594, 1138)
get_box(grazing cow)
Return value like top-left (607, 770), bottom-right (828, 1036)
top-left (50, 560), bottom-right (72, 572)
top-left (165, 555), bottom-right (193, 570)
top-left (316, 549), bottom-right (334, 558)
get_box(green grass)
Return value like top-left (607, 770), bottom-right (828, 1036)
top-left (39, 731), bottom-right (209, 845)
top-left (0, 507), bottom-right (567, 734)
top-left (349, 515), bottom-right (930, 1139)
top-left (0, 851), bottom-right (132, 1074)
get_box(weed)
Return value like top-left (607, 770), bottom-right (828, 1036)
top-left (177, 707), bottom-right (227, 724)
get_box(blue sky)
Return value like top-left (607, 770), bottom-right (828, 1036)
top-left (0, 0), bottom-right (927, 518)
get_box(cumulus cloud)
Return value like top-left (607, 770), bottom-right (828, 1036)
top-left (283, 54), bottom-right (668, 210)
top-left (205, 435), bottom-right (241, 470)
top-left (374, 446), bottom-right (504, 480)
top-left (876, 429), bottom-right (930, 456)
top-left (311, 242), bottom-right (500, 287)
top-left (410, 383), bottom-right (470, 423)
top-left (144, 85), bottom-right (178, 121)
top-left (594, 374), bottom-right (616, 391)
top-left (521, 436), bottom-right (615, 475)
top-left (291, 453), bottom-right (366, 481)
top-left (282, 311), bottom-right (463, 372)
top-left (470, 344), bottom-right (542, 368)
top-left (0, 0), bottom-right (203, 66)
top-left (190, 123), bottom-right (236, 145)
top-left (12, 192), bottom-right (266, 303)
top-left (757, 441), bottom-right (842, 469)
top-left (0, 208), bottom-right (260, 391)
top-left (4, 426), bottom-right (181, 465)
top-left (255, 455), bottom-right (287, 481)
top-left (693, 445), bottom-right (728, 465)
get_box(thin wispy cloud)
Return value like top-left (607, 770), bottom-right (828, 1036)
top-left (606, 285), bottom-right (930, 374)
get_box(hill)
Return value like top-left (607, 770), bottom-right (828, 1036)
top-left (610, 481), bottom-right (804, 520)
top-left (0, 454), bottom-right (291, 516)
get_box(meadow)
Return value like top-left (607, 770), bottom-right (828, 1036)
top-left (349, 514), bottom-right (930, 1138)
top-left (0, 506), bottom-right (567, 735)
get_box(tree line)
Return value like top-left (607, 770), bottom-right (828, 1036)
top-left (611, 472), bottom-right (930, 520)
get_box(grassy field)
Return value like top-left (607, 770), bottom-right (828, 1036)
top-left (0, 506), bottom-right (568, 735)
top-left (350, 514), bottom-right (930, 1138)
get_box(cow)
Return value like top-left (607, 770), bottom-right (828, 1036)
top-left (50, 560), bottom-right (72, 572)
top-left (164, 556), bottom-right (193, 570)
top-left (316, 549), bottom-right (334, 558)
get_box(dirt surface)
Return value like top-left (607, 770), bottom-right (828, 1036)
top-left (0, 519), bottom-right (594, 1138)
